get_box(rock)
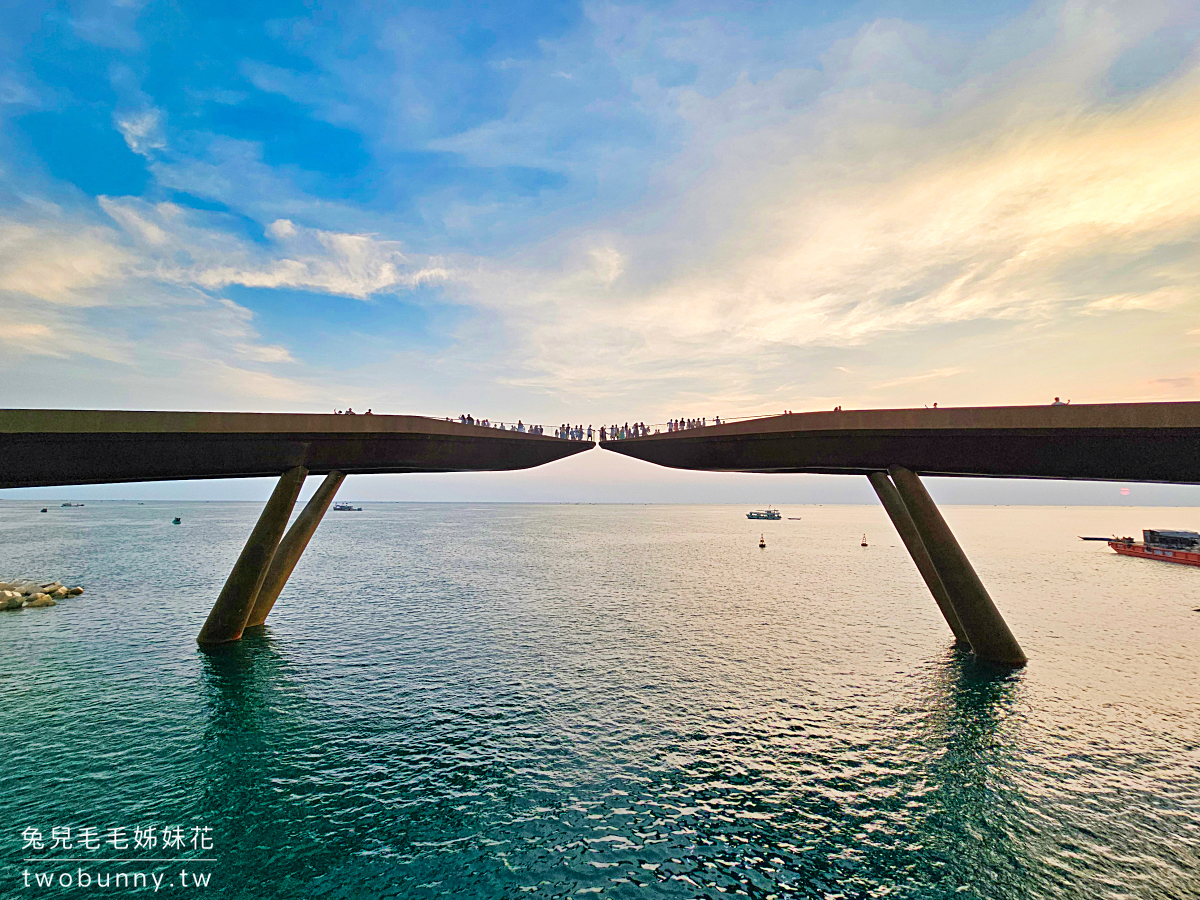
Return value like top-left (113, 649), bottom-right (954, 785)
top-left (0, 582), bottom-right (15, 591)
top-left (67, 587), bottom-right (84, 596)
top-left (51, 588), bottom-right (68, 599)
top-left (2, 595), bottom-right (23, 610)
top-left (15, 582), bottom-right (39, 595)
top-left (25, 594), bottom-right (56, 608)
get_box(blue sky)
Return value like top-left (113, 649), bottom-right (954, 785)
top-left (3, 0), bottom-right (1200, 502)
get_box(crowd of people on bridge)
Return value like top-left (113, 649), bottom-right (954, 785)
top-left (602, 422), bottom-right (650, 440)
top-left (444, 412), bottom-right (739, 442)
top-left (603, 415), bottom-right (722, 439)
top-left (668, 416), bottom-right (720, 431)
top-left (555, 424), bottom-right (590, 440)
top-left (455, 414), bottom-right (544, 434)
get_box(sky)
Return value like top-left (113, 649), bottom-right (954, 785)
top-left (2, 0), bottom-right (1200, 503)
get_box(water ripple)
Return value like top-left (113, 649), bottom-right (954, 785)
top-left (1, 501), bottom-right (1198, 898)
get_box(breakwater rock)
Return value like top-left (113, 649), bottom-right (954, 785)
top-left (0, 580), bottom-right (84, 610)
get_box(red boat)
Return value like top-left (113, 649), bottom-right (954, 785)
top-left (1083, 530), bottom-right (1200, 567)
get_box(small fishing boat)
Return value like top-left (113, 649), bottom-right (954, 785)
top-left (40, 508), bottom-right (47, 513)
top-left (61, 502), bottom-right (84, 507)
top-left (172, 517), bottom-right (181, 525)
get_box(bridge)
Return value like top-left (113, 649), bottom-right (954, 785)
top-left (5, 403), bottom-right (1197, 666)
top-left (0, 409), bottom-right (590, 645)
top-left (602, 402), bottom-right (1200, 668)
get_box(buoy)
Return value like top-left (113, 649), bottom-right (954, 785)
top-left (861, 533), bottom-right (868, 547)
top-left (172, 517), bottom-right (181, 524)
top-left (759, 534), bottom-right (766, 548)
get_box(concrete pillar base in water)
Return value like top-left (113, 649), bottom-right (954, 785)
top-left (888, 466), bottom-right (1026, 667)
top-left (867, 471), bottom-right (969, 646)
top-left (244, 470), bottom-right (345, 628)
top-left (197, 466), bottom-right (308, 645)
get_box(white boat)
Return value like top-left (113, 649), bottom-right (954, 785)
top-left (333, 503), bottom-right (362, 511)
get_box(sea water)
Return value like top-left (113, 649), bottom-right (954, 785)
top-left (1, 501), bottom-right (1197, 898)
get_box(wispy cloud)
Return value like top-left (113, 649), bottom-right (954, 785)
top-left (0, 221), bottom-right (132, 304)
top-left (872, 368), bottom-right (968, 391)
top-left (114, 108), bottom-right (167, 157)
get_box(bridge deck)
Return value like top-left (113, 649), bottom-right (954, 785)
top-left (0, 409), bottom-right (590, 489)
top-left (600, 402), bottom-right (1200, 483)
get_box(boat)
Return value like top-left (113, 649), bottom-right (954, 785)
top-left (61, 502), bottom-right (84, 507)
top-left (40, 508), bottom-right (47, 513)
top-left (333, 503), bottom-right (362, 512)
top-left (1082, 529), bottom-right (1200, 567)
top-left (172, 517), bottom-right (181, 525)
top-left (747, 507), bottom-right (781, 520)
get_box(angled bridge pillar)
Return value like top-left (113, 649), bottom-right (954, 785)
top-left (198, 468), bottom-right (348, 645)
top-left (884, 466), bottom-right (1026, 667)
top-left (867, 471), bottom-right (968, 647)
top-left (245, 470), bottom-right (345, 629)
top-left (198, 466), bottom-right (308, 645)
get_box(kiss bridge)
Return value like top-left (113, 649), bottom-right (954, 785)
top-left (3, 402), bottom-right (1198, 667)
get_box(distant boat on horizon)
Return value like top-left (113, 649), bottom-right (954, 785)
top-left (333, 503), bottom-right (362, 512)
top-left (747, 507), bottom-right (781, 520)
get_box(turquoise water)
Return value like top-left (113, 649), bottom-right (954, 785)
top-left (1, 501), bottom-right (1198, 898)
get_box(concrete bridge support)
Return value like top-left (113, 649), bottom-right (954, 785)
top-left (197, 466), bottom-right (308, 646)
top-left (245, 470), bottom-right (345, 629)
top-left (867, 471), bottom-right (968, 647)
top-left (887, 466), bottom-right (1026, 667)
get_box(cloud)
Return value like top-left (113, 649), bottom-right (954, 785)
top-left (233, 342), bottom-right (294, 363)
top-left (0, 190), bottom-right (457, 412)
top-left (88, 199), bottom-right (451, 299)
top-left (5, 0), bottom-right (1200, 427)
top-left (431, 0), bottom-right (1200, 409)
top-left (193, 224), bottom-right (451, 298)
top-left (1152, 375), bottom-right (1195, 389)
top-left (0, 221), bottom-right (131, 304)
top-left (114, 108), bottom-right (167, 157)
top-left (872, 368), bottom-right (968, 391)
